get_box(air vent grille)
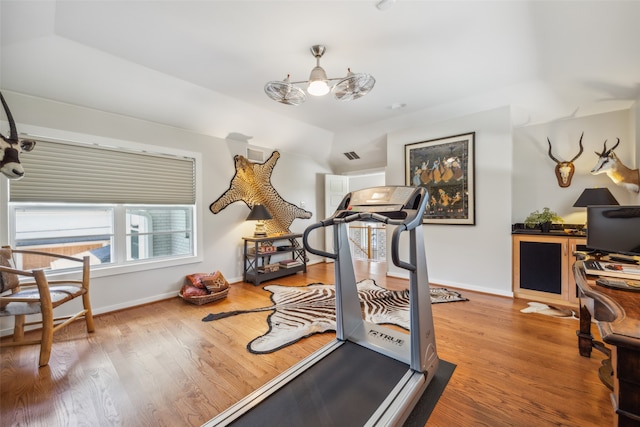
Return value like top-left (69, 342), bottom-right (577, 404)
top-left (343, 151), bottom-right (360, 160)
top-left (247, 148), bottom-right (264, 163)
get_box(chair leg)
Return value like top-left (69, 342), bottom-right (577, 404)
top-left (38, 303), bottom-right (54, 367)
top-left (82, 293), bottom-right (95, 333)
top-left (13, 314), bottom-right (25, 342)
top-left (38, 327), bottom-right (53, 367)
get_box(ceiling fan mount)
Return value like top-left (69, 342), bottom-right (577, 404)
top-left (310, 45), bottom-right (326, 59)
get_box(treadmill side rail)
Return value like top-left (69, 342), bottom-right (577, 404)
top-left (202, 340), bottom-right (344, 427)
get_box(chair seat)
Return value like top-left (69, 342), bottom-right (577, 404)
top-left (0, 285), bottom-right (87, 316)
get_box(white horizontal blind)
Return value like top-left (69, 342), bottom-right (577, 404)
top-left (10, 140), bottom-right (195, 204)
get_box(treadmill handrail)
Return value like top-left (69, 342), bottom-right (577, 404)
top-left (303, 211), bottom-right (405, 259)
top-left (391, 224), bottom-right (415, 271)
top-left (304, 186), bottom-right (429, 266)
top-left (303, 221), bottom-right (337, 259)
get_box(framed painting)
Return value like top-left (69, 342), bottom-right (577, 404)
top-left (405, 132), bottom-right (475, 225)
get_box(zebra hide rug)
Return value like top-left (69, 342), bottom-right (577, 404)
top-left (201, 279), bottom-right (467, 354)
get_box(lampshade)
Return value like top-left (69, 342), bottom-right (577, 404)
top-left (246, 204), bottom-right (272, 221)
top-left (573, 188), bottom-right (619, 207)
top-left (264, 45), bottom-right (375, 105)
top-left (307, 65), bottom-right (330, 96)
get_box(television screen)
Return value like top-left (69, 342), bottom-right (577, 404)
top-left (587, 205), bottom-right (640, 257)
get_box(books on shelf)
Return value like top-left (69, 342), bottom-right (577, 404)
top-left (248, 245), bottom-right (277, 255)
top-left (257, 263), bottom-right (280, 273)
top-left (279, 259), bottom-right (303, 268)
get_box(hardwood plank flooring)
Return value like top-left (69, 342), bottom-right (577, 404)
top-left (1, 261), bottom-right (613, 426)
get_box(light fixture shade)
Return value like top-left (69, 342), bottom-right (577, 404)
top-left (573, 188), bottom-right (619, 207)
top-left (307, 66), bottom-right (330, 96)
top-left (246, 204), bottom-right (272, 221)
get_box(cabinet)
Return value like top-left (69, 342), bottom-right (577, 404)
top-left (512, 234), bottom-right (586, 306)
top-left (242, 234), bottom-right (307, 285)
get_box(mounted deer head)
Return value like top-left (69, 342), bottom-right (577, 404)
top-left (0, 92), bottom-right (36, 180)
top-left (547, 132), bottom-right (584, 188)
top-left (591, 138), bottom-right (640, 193)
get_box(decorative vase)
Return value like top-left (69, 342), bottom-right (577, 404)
top-left (540, 222), bottom-right (551, 233)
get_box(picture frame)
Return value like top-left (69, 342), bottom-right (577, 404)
top-left (405, 132), bottom-right (475, 225)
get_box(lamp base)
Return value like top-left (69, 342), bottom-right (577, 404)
top-left (254, 221), bottom-right (267, 237)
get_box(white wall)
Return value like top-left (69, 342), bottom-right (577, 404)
top-left (513, 109), bottom-right (638, 226)
top-left (348, 172), bottom-right (385, 192)
top-left (0, 92), bottom-right (331, 331)
top-left (386, 107), bottom-right (513, 296)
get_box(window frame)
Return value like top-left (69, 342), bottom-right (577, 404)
top-left (0, 123), bottom-right (203, 279)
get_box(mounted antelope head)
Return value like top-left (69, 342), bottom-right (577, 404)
top-left (591, 138), bottom-right (640, 193)
top-left (547, 132), bottom-right (584, 187)
top-left (0, 92), bottom-right (36, 180)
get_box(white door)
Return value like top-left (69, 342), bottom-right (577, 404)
top-left (324, 174), bottom-right (349, 262)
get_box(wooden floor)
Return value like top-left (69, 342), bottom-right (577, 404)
top-left (1, 261), bottom-right (613, 427)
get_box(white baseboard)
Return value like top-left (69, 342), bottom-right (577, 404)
top-left (0, 291), bottom-right (179, 337)
top-left (93, 291), bottom-right (179, 316)
top-left (386, 270), bottom-right (513, 298)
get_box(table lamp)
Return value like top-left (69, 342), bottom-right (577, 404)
top-left (246, 204), bottom-right (272, 237)
top-left (573, 188), bottom-right (619, 208)
top-left (573, 188), bottom-right (619, 230)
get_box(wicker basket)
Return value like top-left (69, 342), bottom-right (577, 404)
top-left (179, 287), bottom-right (229, 305)
top-left (179, 271), bottom-right (230, 305)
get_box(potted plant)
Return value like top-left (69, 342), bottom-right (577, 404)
top-left (524, 207), bottom-right (563, 232)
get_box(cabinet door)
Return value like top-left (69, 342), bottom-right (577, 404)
top-left (513, 235), bottom-right (570, 303)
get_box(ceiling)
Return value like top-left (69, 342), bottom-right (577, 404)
top-left (1, 0), bottom-right (639, 172)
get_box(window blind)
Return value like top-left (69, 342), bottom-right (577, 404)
top-left (10, 140), bottom-right (195, 205)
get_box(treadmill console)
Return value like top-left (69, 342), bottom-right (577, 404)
top-left (334, 186), bottom-right (426, 221)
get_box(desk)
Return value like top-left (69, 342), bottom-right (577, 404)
top-left (573, 260), bottom-right (640, 426)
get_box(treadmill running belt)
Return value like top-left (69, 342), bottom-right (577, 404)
top-left (231, 341), bottom-right (409, 426)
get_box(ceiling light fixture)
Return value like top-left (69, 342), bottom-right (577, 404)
top-left (264, 45), bottom-right (375, 106)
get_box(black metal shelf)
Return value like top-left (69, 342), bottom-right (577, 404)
top-left (242, 234), bottom-right (307, 286)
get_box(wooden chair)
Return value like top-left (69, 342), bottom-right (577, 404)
top-left (0, 246), bottom-right (95, 367)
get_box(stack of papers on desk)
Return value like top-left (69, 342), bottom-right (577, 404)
top-left (584, 260), bottom-right (640, 280)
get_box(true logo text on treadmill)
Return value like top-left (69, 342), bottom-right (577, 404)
top-left (368, 330), bottom-right (405, 346)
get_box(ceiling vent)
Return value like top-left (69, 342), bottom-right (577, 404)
top-left (343, 151), bottom-right (360, 160)
top-left (246, 147), bottom-right (265, 163)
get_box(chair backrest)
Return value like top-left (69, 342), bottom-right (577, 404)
top-left (0, 247), bottom-right (20, 293)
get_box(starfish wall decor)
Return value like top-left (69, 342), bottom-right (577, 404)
top-left (209, 151), bottom-right (312, 235)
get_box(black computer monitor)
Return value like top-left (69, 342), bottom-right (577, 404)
top-left (587, 205), bottom-right (640, 257)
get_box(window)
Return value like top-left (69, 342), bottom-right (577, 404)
top-left (12, 204), bottom-right (114, 270)
top-left (10, 204), bottom-right (195, 270)
top-left (8, 137), bottom-right (197, 273)
top-left (126, 206), bottom-right (193, 261)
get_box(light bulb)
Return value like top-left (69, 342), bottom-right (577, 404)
top-left (308, 80), bottom-right (330, 96)
top-left (308, 65), bottom-right (329, 96)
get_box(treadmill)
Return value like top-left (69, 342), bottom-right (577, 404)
top-left (204, 185), bottom-right (438, 427)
